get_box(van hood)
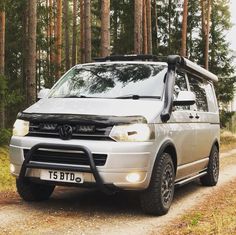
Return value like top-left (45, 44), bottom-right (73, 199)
top-left (23, 98), bottom-right (163, 123)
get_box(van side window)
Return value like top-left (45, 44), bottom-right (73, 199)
top-left (174, 72), bottom-right (188, 97)
top-left (174, 72), bottom-right (190, 110)
top-left (188, 75), bottom-right (208, 112)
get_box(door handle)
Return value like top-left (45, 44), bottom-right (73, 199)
top-left (195, 114), bottom-right (200, 119)
top-left (189, 114), bottom-right (194, 119)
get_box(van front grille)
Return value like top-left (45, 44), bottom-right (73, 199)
top-left (24, 149), bottom-right (107, 166)
top-left (27, 122), bottom-right (113, 140)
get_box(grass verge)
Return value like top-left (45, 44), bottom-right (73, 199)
top-left (220, 130), bottom-right (236, 152)
top-left (0, 147), bottom-right (15, 191)
top-left (163, 178), bottom-right (236, 235)
top-left (162, 154), bottom-right (236, 235)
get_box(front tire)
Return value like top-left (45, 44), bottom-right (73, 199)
top-left (16, 178), bottom-right (55, 202)
top-left (200, 145), bottom-right (219, 186)
top-left (140, 152), bottom-right (175, 215)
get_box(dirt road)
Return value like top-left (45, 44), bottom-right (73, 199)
top-left (1, 150), bottom-right (236, 235)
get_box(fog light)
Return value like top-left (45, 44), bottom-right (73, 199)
top-left (10, 164), bottom-right (15, 173)
top-left (126, 173), bottom-right (141, 183)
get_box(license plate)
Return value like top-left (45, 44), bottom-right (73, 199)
top-left (40, 170), bottom-right (84, 184)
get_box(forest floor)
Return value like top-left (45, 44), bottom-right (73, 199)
top-left (0, 149), bottom-right (236, 234)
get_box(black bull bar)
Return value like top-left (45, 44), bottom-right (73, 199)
top-left (19, 143), bottom-right (115, 195)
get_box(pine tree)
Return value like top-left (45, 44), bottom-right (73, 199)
top-left (100, 0), bottom-right (110, 57)
top-left (134, 0), bottom-right (142, 54)
top-left (152, 0), bottom-right (158, 52)
top-left (26, 0), bottom-right (37, 106)
top-left (0, 4), bottom-right (5, 128)
top-left (146, 0), bottom-right (152, 54)
top-left (201, 0), bottom-right (212, 69)
top-left (84, 0), bottom-right (91, 62)
top-left (56, 0), bottom-right (62, 79)
top-left (72, 0), bottom-right (77, 66)
top-left (80, 0), bottom-right (85, 63)
top-left (181, 0), bottom-right (188, 57)
top-left (63, 0), bottom-right (70, 70)
top-left (142, 0), bottom-right (147, 54)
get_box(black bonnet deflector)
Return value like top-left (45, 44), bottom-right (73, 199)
top-left (17, 112), bottom-right (147, 125)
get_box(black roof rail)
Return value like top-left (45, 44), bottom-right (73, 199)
top-left (94, 54), bottom-right (167, 62)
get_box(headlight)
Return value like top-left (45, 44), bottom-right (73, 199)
top-left (109, 123), bottom-right (155, 142)
top-left (13, 119), bottom-right (29, 137)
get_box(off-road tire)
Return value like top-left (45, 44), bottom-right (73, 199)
top-left (200, 145), bottom-right (219, 186)
top-left (140, 152), bottom-right (175, 215)
top-left (16, 178), bottom-right (55, 202)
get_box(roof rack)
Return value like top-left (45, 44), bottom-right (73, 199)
top-left (94, 54), bottom-right (167, 62)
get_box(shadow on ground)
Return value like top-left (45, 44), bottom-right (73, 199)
top-left (21, 180), bottom-right (202, 217)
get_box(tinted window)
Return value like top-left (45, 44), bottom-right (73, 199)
top-left (49, 63), bottom-right (167, 98)
top-left (174, 72), bottom-right (190, 110)
top-left (188, 75), bottom-right (208, 112)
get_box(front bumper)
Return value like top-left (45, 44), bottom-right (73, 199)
top-left (9, 136), bottom-right (155, 190)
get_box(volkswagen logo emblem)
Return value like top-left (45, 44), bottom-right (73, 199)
top-left (59, 124), bottom-right (73, 140)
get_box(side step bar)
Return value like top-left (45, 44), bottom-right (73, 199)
top-left (175, 171), bottom-right (207, 187)
top-left (19, 143), bottom-right (115, 195)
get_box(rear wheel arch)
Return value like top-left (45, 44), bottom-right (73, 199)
top-left (211, 139), bottom-right (219, 154)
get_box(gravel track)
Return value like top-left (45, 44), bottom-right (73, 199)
top-left (0, 150), bottom-right (236, 235)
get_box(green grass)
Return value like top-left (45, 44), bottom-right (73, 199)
top-left (0, 147), bottom-right (15, 191)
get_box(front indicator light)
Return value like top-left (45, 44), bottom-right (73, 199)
top-left (10, 164), bottom-right (15, 173)
top-left (126, 173), bottom-right (141, 183)
top-left (13, 119), bottom-right (30, 137)
top-left (109, 123), bottom-right (155, 142)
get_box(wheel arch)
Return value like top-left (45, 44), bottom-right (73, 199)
top-left (211, 139), bottom-right (220, 153)
top-left (154, 140), bottom-right (178, 174)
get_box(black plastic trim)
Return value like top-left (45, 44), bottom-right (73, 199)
top-left (154, 140), bottom-right (177, 174)
top-left (17, 113), bottom-right (147, 125)
top-left (19, 143), bottom-right (115, 195)
top-left (161, 55), bottom-right (181, 122)
top-left (94, 54), bottom-right (167, 62)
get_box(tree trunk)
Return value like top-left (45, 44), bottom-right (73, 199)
top-left (205, 0), bottom-right (211, 70)
top-left (100, 0), bottom-right (110, 57)
top-left (113, 1), bottom-right (118, 53)
top-left (46, 0), bottom-right (50, 85)
top-left (72, 0), bottom-right (77, 66)
top-left (56, 0), bottom-right (62, 79)
top-left (201, 0), bottom-right (207, 37)
top-left (146, 0), bottom-right (152, 54)
top-left (0, 11), bottom-right (4, 75)
top-left (134, 0), bottom-right (143, 54)
top-left (181, 0), bottom-right (188, 57)
top-left (152, 0), bottom-right (158, 50)
top-left (142, 0), bottom-right (147, 54)
top-left (168, 0), bottom-right (171, 54)
top-left (26, 0), bottom-right (37, 106)
top-left (201, 0), bottom-right (211, 70)
top-left (84, 0), bottom-right (91, 62)
top-left (0, 9), bottom-right (5, 128)
top-left (80, 0), bottom-right (85, 63)
top-left (49, 0), bottom-right (54, 68)
top-left (63, 0), bottom-right (70, 70)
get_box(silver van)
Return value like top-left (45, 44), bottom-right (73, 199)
top-left (9, 55), bottom-right (220, 215)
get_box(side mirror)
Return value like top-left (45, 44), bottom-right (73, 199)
top-left (37, 89), bottom-right (50, 99)
top-left (173, 91), bottom-right (196, 106)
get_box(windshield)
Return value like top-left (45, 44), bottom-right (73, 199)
top-left (49, 63), bottom-right (167, 99)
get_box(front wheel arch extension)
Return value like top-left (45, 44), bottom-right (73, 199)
top-left (153, 141), bottom-right (178, 176)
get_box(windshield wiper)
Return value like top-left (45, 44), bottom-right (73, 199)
top-left (114, 95), bottom-right (161, 100)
